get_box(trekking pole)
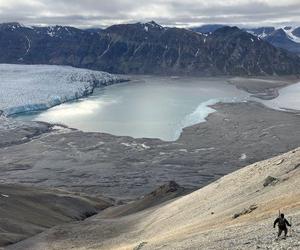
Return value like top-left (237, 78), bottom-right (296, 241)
top-left (277, 210), bottom-right (281, 238)
top-left (289, 216), bottom-right (293, 237)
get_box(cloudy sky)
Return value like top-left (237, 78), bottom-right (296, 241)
top-left (0, 0), bottom-right (299, 28)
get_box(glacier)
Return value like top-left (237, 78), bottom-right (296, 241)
top-left (0, 64), bottom-right (127, 116)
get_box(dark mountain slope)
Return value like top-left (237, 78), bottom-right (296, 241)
top-left (265, 28), bottom-right (300, 55)
top-left (0, 22), bottom-right (300, 76)
top-left (208, 26), bottom-right (300, 75)
top-left (292, 27), bottom-right (300, 37)
top-left (245, 26), bottom-right (300, 55)
top-left (245, 26), bottom-right (275, 37)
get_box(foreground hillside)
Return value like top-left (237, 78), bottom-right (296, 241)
top-left (1, 22), bottom-right (300, 75)
top-left (0, 185), bottom-right (112, 247)
top-left (9, 147), bottom-right (300, 250)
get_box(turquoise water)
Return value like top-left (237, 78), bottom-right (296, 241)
top-left (17, 76), bottom-right (249, 141)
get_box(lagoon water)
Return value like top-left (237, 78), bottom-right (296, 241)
top-left (262, 82), bottom-right (300, 112)
top-left (17, 76), bottom-right (251, 141)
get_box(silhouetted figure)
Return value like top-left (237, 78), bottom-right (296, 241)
top-left (274, 213), bottom-right (291, 238)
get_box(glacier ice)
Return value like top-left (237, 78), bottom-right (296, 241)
top-left (0, 64), bottom-right (126, 116)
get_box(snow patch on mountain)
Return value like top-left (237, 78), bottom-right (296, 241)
top-left (0, 22), bottom-right (33, 31)
top-left (247, 30), bottom-right (269, 38)
top-left (284, 27), bottom-right (300, 43)
top-left (47, 27), bottom-right (57, 37)
top-left (0, 64), bottom-right (126, 116)
top-left (247, 26), bottom-right (300, 44)
top-left (139, 21), bottom-right (165, 31)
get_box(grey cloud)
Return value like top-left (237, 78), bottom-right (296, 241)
top-left (0, 0), bottom-right (299, 28)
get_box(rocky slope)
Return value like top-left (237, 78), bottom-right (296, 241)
top-left (7, 147), bottom-right (300, 250)
top-left (1, 22), bottom-right (300, 76)
top-left (0, 184), bottom-right (112, 247)
top-left (0, 181), bottom-right (186, 248)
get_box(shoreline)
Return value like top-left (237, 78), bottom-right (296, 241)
top-left (227, 76), bottom-right (299, 100)
top-left (1, 74), bottom-right (300, 200)
top-left (9, 75), bottom-right (298, 142)
top-left (1, 100), bottom-right (300, 200)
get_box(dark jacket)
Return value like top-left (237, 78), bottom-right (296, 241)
top-left (274, 217), bottom-right (291, 229)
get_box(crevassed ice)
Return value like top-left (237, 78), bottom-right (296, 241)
top-left (0, 64), bottom-right (124, 116)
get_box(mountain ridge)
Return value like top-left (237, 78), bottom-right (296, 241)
top-left (245, 26), bottom-right (300, 55)
top-left (1, 21), bottom-right (300, 76)
top-left (191, 24), bottom-right (300, 56)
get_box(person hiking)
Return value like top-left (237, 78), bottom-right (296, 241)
top-left (273, 213), bottom-right (291, 239)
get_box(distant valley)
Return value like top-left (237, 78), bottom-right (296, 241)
top-left (192, 24), bottom-right (300, 56)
